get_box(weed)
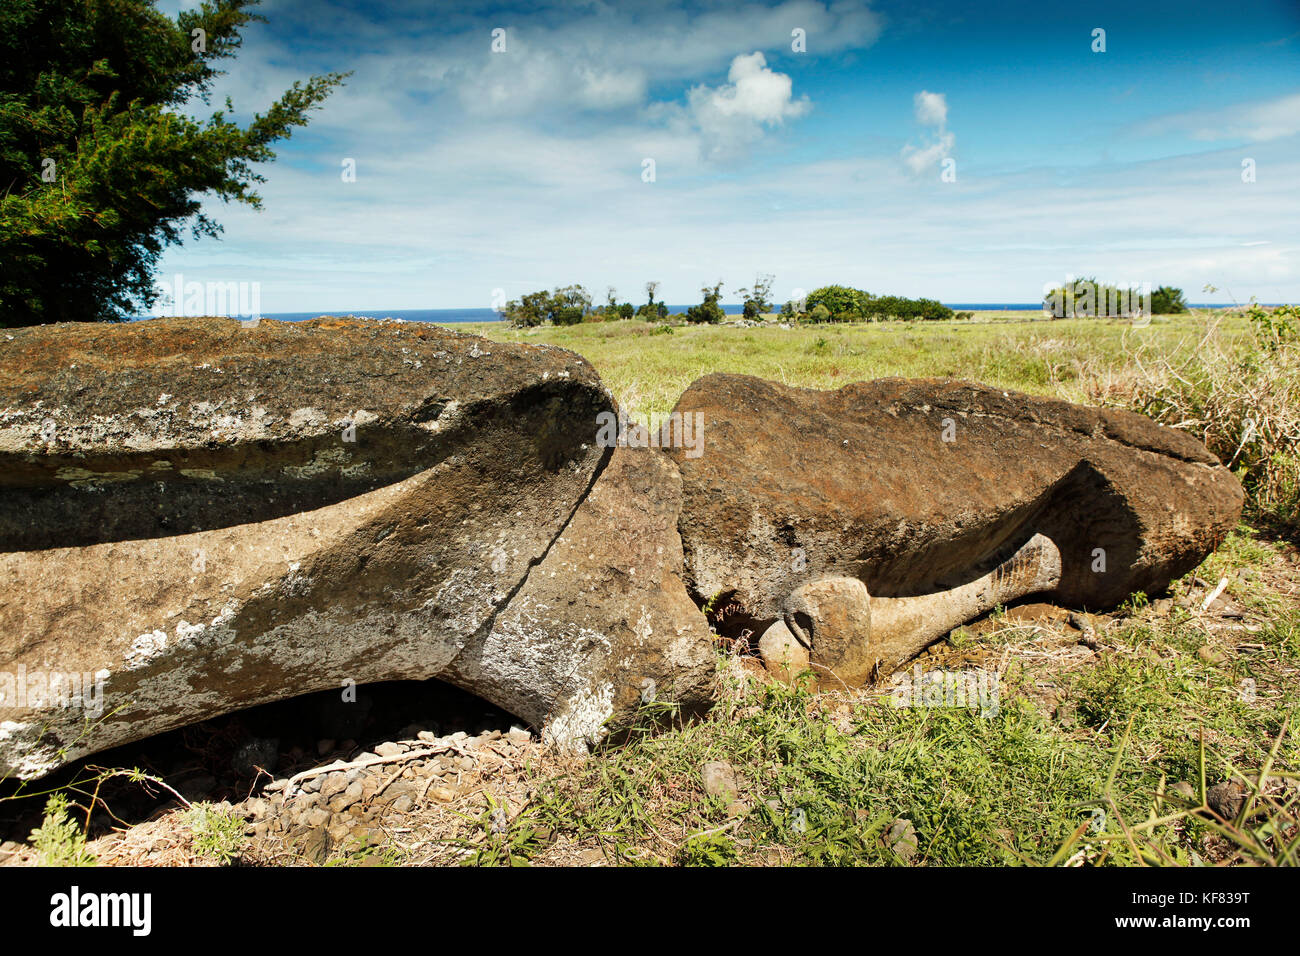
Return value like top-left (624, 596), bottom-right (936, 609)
top-left (183, 802), bottom-right (246, 865)
top-left (29, 792), bottom-right (95, 866)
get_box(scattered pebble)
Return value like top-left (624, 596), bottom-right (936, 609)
top-left (1207, 781), bottom-right (1247, 821)
top-left (1197, 645), bottom-right (1227, 664)
top-left (886, 818), bottom-right (918, 862)
top-left (507, 726), bottom-right (531, 744)
top-left (702, 761), bottom-right (739, 802)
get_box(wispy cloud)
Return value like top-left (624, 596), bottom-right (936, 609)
top-left (1135, 91), bottom-right (1300, 143)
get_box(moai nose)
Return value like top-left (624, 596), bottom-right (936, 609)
top-left (781, 576), bottom-right (876, 687)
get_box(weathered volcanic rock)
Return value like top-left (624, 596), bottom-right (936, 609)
top-left (666, 374), bottom-right (1243, 676)
top-left (445, 446), bottom-right (716, 748)
top-left (0, 317), bottom-right (695, 778)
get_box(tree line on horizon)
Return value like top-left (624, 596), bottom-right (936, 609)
top-left (503, 277), bottom-right (970, 328)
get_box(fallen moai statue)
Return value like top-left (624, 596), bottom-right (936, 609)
top-left (0, 320), bottom-right (1243, 779)
top-left (665, 374), bottom-right (1244, 686)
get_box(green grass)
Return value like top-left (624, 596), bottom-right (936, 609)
top-left (459, 311), bottom-right (1253, 418)
top-left (505, 584), bottom-right (1298, 867)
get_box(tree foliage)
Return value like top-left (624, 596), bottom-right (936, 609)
top-left (685, 280), bottom-right (725, 324)
top-left (862, 295), bottom-right (953, 321)
top-left (504, 284), bottom-right (593, 327)
top-left (805, 285), bottom-right (869, 319)
top-left (1151, 285), bottom-right (1188, 314)
top-left (737, 273), bottom-right (773, 319)
top-left (802, 285), bottom-right (953, 322)
top-left (0, 0), bottom-right (348, 326)
top-left (1041, 277), bottom-right (1180, 318)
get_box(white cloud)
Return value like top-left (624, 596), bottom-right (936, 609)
top-left (901, 89), bottom-right (954, 175)
top-left (913, 90), bottom-right (947, 127)
top-left (1136, 91), bottom-right (1300, 143)
top-left (691, 52), bottom-right (809, 125)
top-left (675, 52), bottom-right (811, 160)
top-left (392, 1), bottom-right (882, 120)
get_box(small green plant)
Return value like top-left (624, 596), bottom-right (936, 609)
top-left (702, 590), bottom-right (727, 615)
top-left (947, 626), bottom-right (973, 649)
top-left (679, 828), bottom-right (739, 866)
top-left (452, 795), bottom-right (551, 867)
top-left (30, 792), bottom-right (95, 867)
top-left (1247, 302), bottom-right (1299, 354)
top-left (325, 834), bottom-right (406, 867)
top-left (1119, 590), bottom-right (1149, 614)
top-left (184, 802), bottom-right (247, 865)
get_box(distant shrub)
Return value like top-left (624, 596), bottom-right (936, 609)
top-left (504, 285), bottom-right (593, 327)
top-left (806, 285), bottom-right (869, 320)
top-left (864, 295), bottom-right (954, 321)
top-left (1151, 286), bottom-right (1189, 314)
top-left (1043, 277), bottom-right (1175, 318)
top-left (686, 282), bottom-right (726, 324)
top-left (803, 285), bottom-right (953, 322)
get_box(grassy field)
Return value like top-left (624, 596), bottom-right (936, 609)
top-left (463, 311), bottom-right (1256, 417)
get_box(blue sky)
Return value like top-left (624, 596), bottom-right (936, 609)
top-left (153, 0), bottom-right (1300, 310)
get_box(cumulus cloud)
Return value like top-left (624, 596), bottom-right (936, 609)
top-left (660, 52), bottom-right (811, 161)
top-left (458, 47), bottom-right (649, 116)
top-left (901, 89), bottom-right (954, 175)
top-left (913, 90), bottom-right (948, 127)
top-left (431, 1), bottom-right (878, 118)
